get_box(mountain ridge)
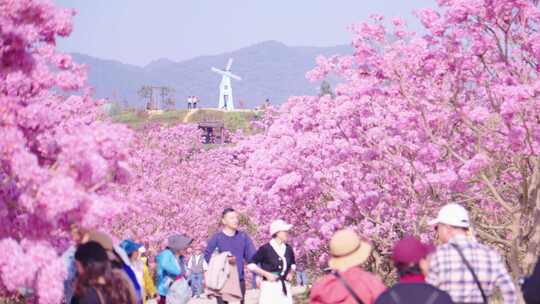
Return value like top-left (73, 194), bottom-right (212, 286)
top-left (72, 40), bottom-right (352, 109)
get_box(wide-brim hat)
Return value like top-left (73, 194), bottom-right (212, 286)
top-left (85, 230), bottom-right (113, 251)
top-left (168, 234), bottom-right (193, 252)
top-left (328, 229), bottom-right (372, 272)
top-left (83, 230), bottom-right (122, 263)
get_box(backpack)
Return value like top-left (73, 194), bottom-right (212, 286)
top-left (374, 283), bottom-right (454, 304)
top-left (205, 251), bottom-right (231, 291)
top-left (166, 279), bottom-right (190, 304)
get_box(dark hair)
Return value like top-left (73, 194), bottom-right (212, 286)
top-left (272, 233), bottom-right (278, 238)
top-left (75, 242), bottom-right (108, 266)
top-left (222, 208), bottom-right (236, 218)
top-left (75, 243), bottom-right (136, 303)
top-left (395, 262), bottom-right (422, 278)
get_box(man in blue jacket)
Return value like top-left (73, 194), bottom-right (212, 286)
top-left (156, 234), bottom-right (193, 304)
top-left (205, 208), bottom-right (256, 304)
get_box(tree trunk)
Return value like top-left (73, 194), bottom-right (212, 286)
top-left (524, 157), bottom-right (540, 273)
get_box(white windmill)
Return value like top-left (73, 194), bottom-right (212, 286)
top-left (211, 58), bottom-right (241, 111)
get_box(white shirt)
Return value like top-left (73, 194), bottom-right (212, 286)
top-left (187, 254), bottom-right (208, 271)
top-left (270, 239), bottom-right (288, 276)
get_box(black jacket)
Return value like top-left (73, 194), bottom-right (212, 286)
top-left (250, 242), bottom-right (295, 279)
top-left (523, 256), bottom-right (540, 304)
top-left (375, 283), bottom-right (454, 304)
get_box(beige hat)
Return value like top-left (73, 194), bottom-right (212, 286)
top-left (83, 230), bottom-right (119, 262)
top-left (270, 219), bottom-right (293, 235)
top-left (85, 230), bottom-right (114, 251)
top-left (328, 229), bottom-right (372, 272)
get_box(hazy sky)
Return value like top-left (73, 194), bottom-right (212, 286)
top-left (54, 0), bottom-right (437, 66)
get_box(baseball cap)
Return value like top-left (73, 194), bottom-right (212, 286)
top-left (428, 203), bottom-right (470, 228)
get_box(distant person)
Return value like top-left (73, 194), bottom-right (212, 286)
top-left (156, 234), bottom-right (193, 304)
top-left (62, 225), bottom-right (87, 303)
top-left (187, 96), bottom-right (193, 110)
top-left (264, 99), bottom-right (271, 108)
top-left (204, 208), bottom-right (256, 304)
top-left (310, 229), bottom-right (386, 304)
top-left (295, 256), bottom-right (309, 287)
top-left (427, 203), bottom-right (517, 304)
top-left (120, 240), bottom-right (157, 303)
top-left (193, 96), bottom-right (199, 109)
top-left (187, 247), bottom-right (208, 298)
top-left (139, 247), bottom-right (157, 304)
top-left (374, 236), bottom-right (454, 304)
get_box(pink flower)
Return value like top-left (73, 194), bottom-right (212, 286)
top-left (500, 100), bottom-right (520, 121)
top-left (0, 239), bottom-right (33, 291)
top-left (426, 169), bottom-right (458, 186)
top-left (271, 172), bottom-right (303, 193)
top-left (37, 257), bottom-right (66, 304)
top-left (459, 153), bottom-right (491, 180)
top-left (467, 106), bottom-right (490, 123)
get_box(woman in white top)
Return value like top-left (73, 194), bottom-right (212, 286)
top-left (248, 220), bottom-right (296, 304)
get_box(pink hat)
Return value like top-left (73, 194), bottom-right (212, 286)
top-left (392, 235), bottom-right (435, 264)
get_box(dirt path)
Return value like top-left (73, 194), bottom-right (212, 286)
top-left (182, 109), bottom-right (199, 123)
top-left (148, 286), bottom-right (307, 304)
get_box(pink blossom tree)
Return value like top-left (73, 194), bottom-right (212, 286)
top-left (237, 0), bottom-right (540, 279)
top-left (1, 1), bottom-right (133, 302)
top-left (111, 124), bottom-right (249, 256)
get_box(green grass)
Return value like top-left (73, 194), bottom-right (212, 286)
top-left (224, 111), bottom-right (254, 132)
top-left (111, 108), bottom-right (258, 131)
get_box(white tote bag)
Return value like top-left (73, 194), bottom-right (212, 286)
top-left (166, 279), bottom-right (190, 304)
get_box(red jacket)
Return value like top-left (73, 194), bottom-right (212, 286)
top-left (310, 267), bottom-right (386, 304)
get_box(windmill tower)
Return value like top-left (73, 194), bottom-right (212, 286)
top-left (211, 58), bottom-right (241, 111)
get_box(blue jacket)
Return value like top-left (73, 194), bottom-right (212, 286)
top-left (156, 249), bottom-right (186, 296)
top-left (204, 231), bottom-right (256, 280)
top-left (62, 245), bottom-right (77, 303)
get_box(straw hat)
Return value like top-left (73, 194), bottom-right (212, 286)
top-left (328, 229), bottom-right (372, 272)
top-left (85, 230), bottom-right (113, 251)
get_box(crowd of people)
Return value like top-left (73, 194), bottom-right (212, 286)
top-left (62, 204), bottom-right (540, 304)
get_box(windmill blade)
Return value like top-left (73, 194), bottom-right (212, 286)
top-left (213, 67), bottom-right (241, 80)
top-left (211, 67), bottom-right (227, 75)
top-left (227, 72), bottom-right (242, 81)
top-left (226, 58), bottom-right (233, 71)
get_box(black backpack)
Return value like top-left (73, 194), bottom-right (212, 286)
top-left (374, 283), bottom-right (455, 304)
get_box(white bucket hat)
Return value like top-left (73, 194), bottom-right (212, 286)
top-left (270, 219), bottom-right (293, 235)
top-left (429, 203), bottom-right (470, 228)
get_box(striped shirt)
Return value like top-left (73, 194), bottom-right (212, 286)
top-left (426, 235), bottom-right (517, 304)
